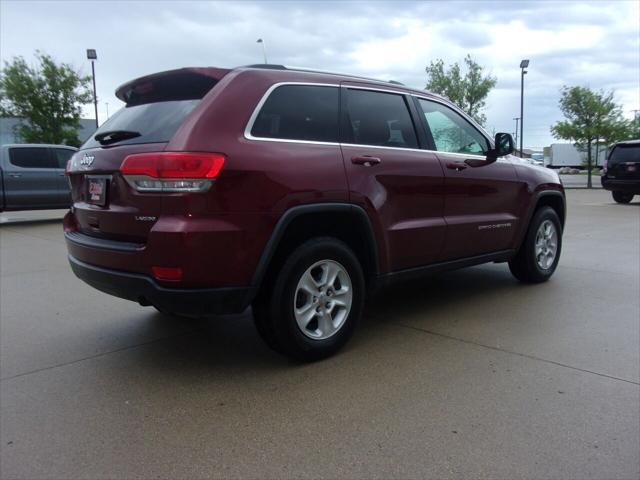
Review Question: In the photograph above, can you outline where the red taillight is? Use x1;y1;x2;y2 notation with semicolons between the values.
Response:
121;152;225;178
152;266;183;281
121;152;225;192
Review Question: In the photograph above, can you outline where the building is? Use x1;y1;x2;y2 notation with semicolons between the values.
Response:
0;117;97;145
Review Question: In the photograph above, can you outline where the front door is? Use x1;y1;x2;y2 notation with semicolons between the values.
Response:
340;85;446;272
415;98;523;260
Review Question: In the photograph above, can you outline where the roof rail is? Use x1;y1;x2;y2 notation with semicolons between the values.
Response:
239;64;407;87
241;64;287;70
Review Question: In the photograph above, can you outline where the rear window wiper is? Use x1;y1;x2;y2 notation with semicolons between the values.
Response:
95;130;142;145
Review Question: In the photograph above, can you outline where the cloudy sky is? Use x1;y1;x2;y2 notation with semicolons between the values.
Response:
1;0;638;147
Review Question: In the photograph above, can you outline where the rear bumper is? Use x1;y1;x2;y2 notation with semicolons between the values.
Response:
601;177;640;194
68;255;254;315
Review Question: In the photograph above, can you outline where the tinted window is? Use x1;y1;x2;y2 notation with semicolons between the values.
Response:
418;99;489;155
82;99;200;149
9;148;56;169
54;148;74;169
251;85;339;142
344;89;418;148
609;145;640;165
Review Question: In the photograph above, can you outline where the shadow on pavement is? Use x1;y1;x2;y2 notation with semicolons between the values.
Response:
116;264;520;375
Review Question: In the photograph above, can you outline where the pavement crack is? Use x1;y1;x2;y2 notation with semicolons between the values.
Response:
393;322;640;386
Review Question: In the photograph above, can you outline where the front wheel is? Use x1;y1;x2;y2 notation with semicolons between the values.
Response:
612;191;634;204
509;206;562;283
253;237;365;361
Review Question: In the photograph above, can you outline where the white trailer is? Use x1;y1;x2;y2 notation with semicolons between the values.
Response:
546;143;608;169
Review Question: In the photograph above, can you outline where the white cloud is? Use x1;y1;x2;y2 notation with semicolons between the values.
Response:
1;0;638;147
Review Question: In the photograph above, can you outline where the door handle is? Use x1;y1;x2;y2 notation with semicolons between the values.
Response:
351;156;381;167
9;173;22;178
446;161;467;172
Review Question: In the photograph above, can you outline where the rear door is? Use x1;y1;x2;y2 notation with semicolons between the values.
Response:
415;98;522;260
4;147;59;209
340;85;445;271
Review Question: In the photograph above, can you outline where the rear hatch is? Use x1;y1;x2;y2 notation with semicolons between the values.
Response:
607;143;640;180
66;68;228;243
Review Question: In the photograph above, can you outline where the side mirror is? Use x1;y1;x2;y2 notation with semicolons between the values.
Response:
491;132;515;158
465;133;515;168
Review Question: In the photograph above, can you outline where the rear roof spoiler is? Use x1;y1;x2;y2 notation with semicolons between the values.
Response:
115;67;230;106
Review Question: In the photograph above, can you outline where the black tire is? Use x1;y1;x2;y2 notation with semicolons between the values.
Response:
252;237;365;361
509;206;562;283
612;191;634;204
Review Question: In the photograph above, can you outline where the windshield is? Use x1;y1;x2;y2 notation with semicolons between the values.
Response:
609;145;640;165
82;99;200;149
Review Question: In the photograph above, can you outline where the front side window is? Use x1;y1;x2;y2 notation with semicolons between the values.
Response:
418;99;489;155
9;148;56;169
250;85;339;143
344;89;418;148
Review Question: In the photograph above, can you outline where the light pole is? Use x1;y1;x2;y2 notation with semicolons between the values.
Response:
87;49;98;128
513;117;520;147
256;38;268;64
519;59;529;158
105;102;109;119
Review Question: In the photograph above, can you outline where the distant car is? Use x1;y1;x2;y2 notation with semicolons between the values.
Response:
0;144;76;211
601;140;640;203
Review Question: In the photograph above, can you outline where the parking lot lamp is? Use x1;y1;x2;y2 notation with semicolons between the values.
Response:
87;49;98;128
519;59;529;157
256;38;268;64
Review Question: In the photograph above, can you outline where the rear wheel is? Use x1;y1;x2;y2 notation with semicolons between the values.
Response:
612;191;634;204
509;206;562;283
253;237;364;361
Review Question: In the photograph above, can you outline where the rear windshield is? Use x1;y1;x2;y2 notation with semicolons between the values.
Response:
82;99;200;149
609;145;640;165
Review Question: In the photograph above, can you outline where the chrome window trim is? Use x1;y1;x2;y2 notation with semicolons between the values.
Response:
243;81;493;159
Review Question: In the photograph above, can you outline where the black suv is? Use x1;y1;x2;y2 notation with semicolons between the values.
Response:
602;140;640;203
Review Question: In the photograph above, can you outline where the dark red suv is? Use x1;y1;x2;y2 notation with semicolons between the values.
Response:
64;65;566;360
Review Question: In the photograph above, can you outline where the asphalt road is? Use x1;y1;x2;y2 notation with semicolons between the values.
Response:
1;190;639;479
559;173;604;189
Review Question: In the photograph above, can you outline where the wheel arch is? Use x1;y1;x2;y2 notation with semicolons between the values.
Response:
515;190;566;251
250;203;379;298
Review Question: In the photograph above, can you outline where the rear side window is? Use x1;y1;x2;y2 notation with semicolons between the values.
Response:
609;145;639;165
54;148;74;169
82;99;200;149
343;89;418;148
9;148;56;169
250;85;339;143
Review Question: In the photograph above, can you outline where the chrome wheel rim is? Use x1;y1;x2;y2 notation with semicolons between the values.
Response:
293;259;353;340
535;220;558;270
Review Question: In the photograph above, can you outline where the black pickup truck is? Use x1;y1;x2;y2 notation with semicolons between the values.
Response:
0;144;76;211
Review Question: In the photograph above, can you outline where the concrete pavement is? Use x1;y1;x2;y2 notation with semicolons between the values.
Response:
1;190;638;479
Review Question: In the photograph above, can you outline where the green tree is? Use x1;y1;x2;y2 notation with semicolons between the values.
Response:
629;114;640;139
551;86;629;188
425;55;497;126
0;51;93;146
